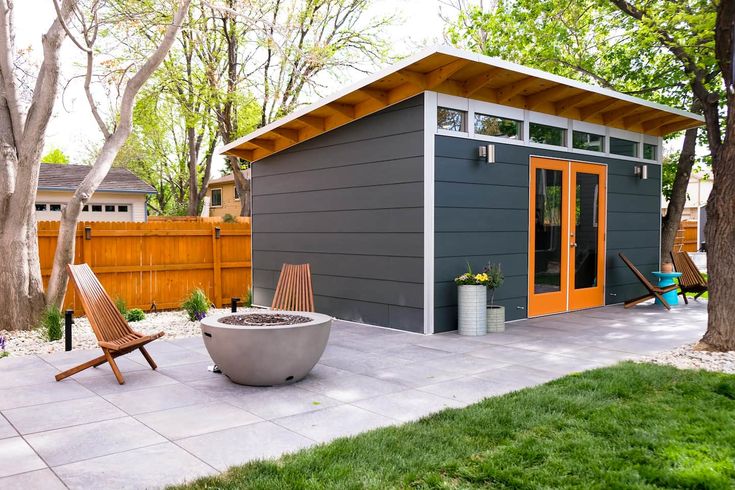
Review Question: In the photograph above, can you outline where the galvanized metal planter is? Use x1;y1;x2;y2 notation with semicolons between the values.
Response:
486;305;505;332
458;285;487;336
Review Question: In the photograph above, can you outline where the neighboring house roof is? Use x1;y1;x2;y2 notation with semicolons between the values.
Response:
220;45;704;163
207;169;251;186
37;163;155;194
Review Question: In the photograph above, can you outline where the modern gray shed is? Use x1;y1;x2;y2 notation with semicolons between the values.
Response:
221;46;703;334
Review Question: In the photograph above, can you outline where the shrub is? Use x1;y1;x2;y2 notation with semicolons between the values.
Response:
40;305;63;342
222;213;237;223
115;297;128;315
182;288;210;321
126;308;146;322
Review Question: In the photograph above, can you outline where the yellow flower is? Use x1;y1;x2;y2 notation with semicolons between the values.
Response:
475;273;488;281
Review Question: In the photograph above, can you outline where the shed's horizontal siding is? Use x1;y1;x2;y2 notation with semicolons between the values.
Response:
433;135;661;332
251;96;425;332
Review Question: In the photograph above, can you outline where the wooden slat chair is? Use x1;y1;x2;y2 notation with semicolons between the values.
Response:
618;253;677;310
55;264;164;385
271;263;315;312
670;251;708;304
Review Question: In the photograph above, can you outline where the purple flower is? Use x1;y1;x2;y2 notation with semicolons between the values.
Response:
195;311;206;321
0;335;5;351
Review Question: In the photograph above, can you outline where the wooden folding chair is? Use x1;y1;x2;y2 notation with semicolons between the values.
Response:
55;264;164;385
618;253;677;310
670;251;708;304
271;264;315;312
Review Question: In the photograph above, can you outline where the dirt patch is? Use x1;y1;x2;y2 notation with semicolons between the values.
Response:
219;313;313;326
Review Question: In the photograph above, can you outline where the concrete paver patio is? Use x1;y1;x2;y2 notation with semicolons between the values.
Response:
0;301;707;489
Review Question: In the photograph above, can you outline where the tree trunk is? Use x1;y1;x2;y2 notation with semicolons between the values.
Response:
701;140;735;351
186;126;200;216
660;127;697;264
698;0;735;351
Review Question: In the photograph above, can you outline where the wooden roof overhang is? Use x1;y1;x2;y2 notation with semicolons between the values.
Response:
220;46;704;162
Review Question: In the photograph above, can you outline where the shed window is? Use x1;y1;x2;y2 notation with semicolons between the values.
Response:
91;205;102;212
118;205;129;212
610;137;638;157
105;205;115;212
474;113;521;139
50;204;62;212
572;131;604;152
437;107;467;132
530;123;566;146
643;143;657;160
83;205;89;211
36;204;47;211
211;188;222;207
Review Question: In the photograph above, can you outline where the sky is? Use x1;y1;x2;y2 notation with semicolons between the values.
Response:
14;0;448;169
14;0;687;172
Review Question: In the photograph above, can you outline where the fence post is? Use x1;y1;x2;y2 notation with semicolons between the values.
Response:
212;226;223;308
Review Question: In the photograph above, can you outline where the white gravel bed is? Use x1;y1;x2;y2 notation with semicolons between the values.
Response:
0;307;262;358
645;343;735;374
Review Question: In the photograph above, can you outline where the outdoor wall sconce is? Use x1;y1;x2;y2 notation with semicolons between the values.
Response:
84;226;92;240
215;227;221;239
478;144;495;164
634;164;648;180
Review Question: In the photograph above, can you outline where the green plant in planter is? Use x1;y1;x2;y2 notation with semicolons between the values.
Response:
454;262;491;286
40;305;63;341
182;288;210;321
244;288;253;307
126;308;146;322
483;263;504;305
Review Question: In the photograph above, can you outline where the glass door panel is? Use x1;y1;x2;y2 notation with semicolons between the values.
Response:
528;158;569;316
569;163;606;310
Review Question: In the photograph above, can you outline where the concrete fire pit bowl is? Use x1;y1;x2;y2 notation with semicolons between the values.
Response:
200;310;332;386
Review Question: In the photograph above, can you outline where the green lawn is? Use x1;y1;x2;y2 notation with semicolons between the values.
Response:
175;363;735;489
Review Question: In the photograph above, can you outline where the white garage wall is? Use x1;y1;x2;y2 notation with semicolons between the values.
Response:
35;190;148;222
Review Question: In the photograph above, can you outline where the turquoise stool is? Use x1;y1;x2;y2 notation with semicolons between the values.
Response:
651;271;683;306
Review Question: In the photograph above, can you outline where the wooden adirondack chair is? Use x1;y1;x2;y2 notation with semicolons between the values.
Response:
55;264;164;385
618;253;678;310
670;251;708;304
271;263;315;312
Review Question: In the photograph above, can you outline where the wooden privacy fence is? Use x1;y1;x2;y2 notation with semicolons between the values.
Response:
674;220;698;253
38;220;252;314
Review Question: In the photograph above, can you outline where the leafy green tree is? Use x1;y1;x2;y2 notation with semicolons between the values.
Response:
41;148;69;164
444;0;706;265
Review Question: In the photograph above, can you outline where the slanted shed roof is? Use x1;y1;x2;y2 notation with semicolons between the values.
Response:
38;163;155;194
220;45;704;163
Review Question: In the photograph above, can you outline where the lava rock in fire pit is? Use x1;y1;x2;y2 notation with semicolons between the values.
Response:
219;313;313;326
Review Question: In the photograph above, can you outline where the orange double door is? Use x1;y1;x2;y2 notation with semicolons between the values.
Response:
528;157;607;317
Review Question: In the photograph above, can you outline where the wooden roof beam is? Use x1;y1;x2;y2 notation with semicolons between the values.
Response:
602;104;640;124
250;138;276;151
425;59;471;89
299;115;326;130
461;67;501;97
227;148;254;161
659;119;697;135
622;109;664;129
398;69;428;89
579;99;622;120
325;102;355;119
359;87;389;105
496;77;537;103
525;84;572;110
553;92;596;114
642;115;682;132
271;127;299;143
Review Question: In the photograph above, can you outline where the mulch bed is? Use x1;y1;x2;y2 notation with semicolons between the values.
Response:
219;313;313;326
